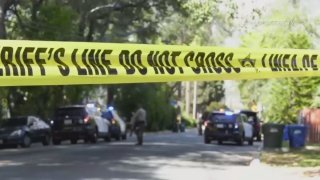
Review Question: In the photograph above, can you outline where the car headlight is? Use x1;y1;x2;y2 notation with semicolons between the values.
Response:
10;129;23;136
234;124;239;129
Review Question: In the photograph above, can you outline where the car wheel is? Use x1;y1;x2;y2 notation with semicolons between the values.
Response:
204;136;211;144
248;137;254;146
42;134;51;146
237;135;244;146
121;133;127;140
90;130;98;143
71;139;78;144
21;135;32;148
104;133;111;142
115;134;120;141
104;136;111;142
218;140;223;145
52;139;61;145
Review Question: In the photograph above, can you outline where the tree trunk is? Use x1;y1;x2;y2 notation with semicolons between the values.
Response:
0;1;7;39
107;86;115;106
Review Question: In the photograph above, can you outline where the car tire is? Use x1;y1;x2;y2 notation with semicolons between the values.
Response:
71;139;78;144
104;133;111;142
204;136;211;144
121;133;127;140
248;137;254;146
52;138;61;145
115;134;120;141
21;135;32;148
90;130;98;143
237;135;244;146
104;136;111;142
218;140;223;145
42;134;51;146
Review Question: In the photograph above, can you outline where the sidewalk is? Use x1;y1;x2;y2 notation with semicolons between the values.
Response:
250;144;320;180
246;163;320;180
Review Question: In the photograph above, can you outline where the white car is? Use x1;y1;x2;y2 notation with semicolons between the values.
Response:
102;107;127;140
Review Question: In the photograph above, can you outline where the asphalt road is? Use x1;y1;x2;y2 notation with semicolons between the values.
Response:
0;129;262;180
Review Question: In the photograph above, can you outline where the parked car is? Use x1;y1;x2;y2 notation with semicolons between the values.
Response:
102;106;127;141
0;116;51;148
240;110;262;141
51;105;110;145
204;111;254;146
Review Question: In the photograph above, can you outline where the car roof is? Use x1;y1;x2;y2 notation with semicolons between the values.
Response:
240;110;256;112
240;110;257;115
58;105;86;109
211;111;240;115
5;115;37;119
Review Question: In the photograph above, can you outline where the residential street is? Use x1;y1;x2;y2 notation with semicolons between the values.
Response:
0;129;317;180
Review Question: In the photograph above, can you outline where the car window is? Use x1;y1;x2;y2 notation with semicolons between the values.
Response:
56;107;86;117
236;116;242;123
210;114;236;122
241;115;248;123
36;118;49;128
28;117;37;126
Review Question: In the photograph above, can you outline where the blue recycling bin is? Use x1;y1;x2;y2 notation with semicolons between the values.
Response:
283;125;289;141
287;125;307;148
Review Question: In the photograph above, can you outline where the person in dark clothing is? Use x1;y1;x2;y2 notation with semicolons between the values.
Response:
198;111;209;135
130;104;147;145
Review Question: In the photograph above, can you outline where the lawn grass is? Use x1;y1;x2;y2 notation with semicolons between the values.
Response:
261;144;320;167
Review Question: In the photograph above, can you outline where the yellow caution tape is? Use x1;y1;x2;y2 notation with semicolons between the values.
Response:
0;40;319;86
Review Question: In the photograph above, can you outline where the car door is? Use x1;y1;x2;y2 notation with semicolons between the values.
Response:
241;115;253;139
94;116;109;134
36;118;50;136
27;116;41;141
111;110;126;134
86;107;109;134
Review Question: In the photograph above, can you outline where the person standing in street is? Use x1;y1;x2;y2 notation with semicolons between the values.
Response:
131;104;147;145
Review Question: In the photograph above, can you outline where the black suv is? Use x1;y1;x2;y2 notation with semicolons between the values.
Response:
51;105;100;145
0;116;51;148
204;111;254;145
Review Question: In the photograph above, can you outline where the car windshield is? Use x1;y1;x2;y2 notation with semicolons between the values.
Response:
0;117;28;127
210;114;237;122
56;107;85;117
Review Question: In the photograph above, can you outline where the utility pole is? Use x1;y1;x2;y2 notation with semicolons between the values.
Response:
192;81;197;119
185;82;190;116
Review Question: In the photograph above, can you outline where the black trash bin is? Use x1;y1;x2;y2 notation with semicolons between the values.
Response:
262;123;285;149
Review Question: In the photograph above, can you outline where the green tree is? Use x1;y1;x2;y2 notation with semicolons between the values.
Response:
115;83;175;131
239;0;320;123
0;0;237;130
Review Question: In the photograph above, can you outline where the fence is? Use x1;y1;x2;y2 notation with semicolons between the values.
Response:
301;108;320;143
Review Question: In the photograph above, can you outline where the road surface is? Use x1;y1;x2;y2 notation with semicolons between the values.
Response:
1;129;306;180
